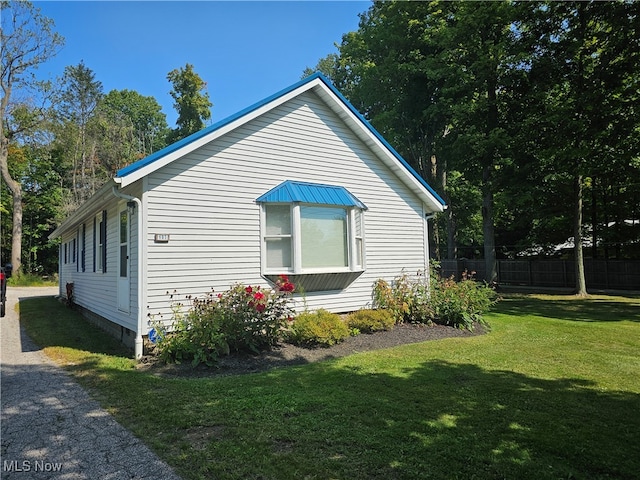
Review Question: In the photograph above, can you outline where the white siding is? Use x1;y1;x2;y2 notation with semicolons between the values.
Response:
144;91;428;326
58;185;141;332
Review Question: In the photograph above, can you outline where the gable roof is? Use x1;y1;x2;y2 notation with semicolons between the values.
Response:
256;180;368;210
115;72;445;212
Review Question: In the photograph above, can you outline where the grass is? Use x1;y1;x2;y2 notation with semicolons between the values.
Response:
20;293;640;480
7;273;58;287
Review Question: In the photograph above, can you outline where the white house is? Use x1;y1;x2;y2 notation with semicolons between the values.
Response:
49;73;446;357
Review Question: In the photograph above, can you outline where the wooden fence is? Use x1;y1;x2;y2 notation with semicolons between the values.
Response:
440;259;640;291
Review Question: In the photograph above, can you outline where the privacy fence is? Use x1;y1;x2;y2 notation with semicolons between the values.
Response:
440;259;639;291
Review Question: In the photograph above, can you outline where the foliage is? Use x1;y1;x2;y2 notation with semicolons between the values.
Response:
287;309;350;347
372;273;433;325
166;63;212;143
150;299;228;367
151;276;296;366
373;270;496;330
346;309;395;334
1;0;64;276
309;0;640;267
100;89;169;157
429;272;497;331
7;273;58;287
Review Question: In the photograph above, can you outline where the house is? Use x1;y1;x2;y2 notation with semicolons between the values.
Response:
49;73;446;357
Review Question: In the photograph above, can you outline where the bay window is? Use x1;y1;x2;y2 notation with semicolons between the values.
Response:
259;181;367;277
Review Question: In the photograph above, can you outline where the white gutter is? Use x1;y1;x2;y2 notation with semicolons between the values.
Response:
111;185;145;359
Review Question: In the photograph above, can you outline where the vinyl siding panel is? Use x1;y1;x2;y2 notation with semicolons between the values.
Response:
145;90;428;325
57;185;141;331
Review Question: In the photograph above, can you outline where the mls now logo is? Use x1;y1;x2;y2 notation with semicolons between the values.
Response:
3;460;63;472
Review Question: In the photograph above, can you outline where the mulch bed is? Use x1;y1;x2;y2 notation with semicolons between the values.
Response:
138;322;486;379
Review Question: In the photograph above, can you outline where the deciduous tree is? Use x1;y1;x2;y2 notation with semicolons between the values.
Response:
0;0;63;276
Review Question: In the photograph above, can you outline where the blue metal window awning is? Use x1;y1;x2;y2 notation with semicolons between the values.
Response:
256;180;368;209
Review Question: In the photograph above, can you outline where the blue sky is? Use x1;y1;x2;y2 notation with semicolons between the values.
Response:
33;1;369;126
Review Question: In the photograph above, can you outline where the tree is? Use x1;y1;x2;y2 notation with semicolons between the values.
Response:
522;0;640;294
100;89;169;158
309;1;522;281
0;0;63;276
56;61;104;207
166;63;212;143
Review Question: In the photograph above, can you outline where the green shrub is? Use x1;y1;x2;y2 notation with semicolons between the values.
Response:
346;309;395;333
430;275;496;330
288;309;350;347
150;276;296;366
150;300;229;367
372;270;497;331
372;273;433;324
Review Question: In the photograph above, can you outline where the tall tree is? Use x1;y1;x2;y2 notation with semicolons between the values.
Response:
166;63;212;143
523;0;640;294
56;61;103;206
100;89;169;158
0;0;63;276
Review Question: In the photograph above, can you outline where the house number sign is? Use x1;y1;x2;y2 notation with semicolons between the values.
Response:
154;234;170;243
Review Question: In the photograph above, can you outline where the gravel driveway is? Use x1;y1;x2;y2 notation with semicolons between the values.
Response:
1;286;180;479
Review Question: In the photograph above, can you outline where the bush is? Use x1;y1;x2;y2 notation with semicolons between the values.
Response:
288;309;350;347
346;309;395;333
372;273;433;324
149;299;229;367
150;276;296;366
372;270;497;331
430;275;496;330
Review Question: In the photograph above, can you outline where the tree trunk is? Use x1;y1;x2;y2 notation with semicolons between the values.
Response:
482;168;497;285
0;144;23;276
574;174;588;296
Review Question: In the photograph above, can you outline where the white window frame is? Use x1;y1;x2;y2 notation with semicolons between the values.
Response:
96;212;105;273
261;203;366;275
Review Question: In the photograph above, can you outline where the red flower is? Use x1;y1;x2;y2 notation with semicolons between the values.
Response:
245;286;253;294
253;291;265;301
255;303;266;313
279;281;295;292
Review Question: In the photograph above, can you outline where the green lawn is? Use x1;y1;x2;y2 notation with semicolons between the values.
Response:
20;293;640;480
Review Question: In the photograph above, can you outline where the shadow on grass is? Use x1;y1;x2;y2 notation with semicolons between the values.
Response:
495;294;640;322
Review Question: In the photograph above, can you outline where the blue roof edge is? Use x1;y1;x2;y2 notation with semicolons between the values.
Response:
116;72;446;208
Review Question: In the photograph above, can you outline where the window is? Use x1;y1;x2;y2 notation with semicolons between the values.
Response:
258;181;367;286
81;224;86;272
262;204;365;274
95;210;107;273
264;205;292;269
300;206;348;269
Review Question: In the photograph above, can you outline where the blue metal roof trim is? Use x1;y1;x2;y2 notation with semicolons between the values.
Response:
116;72;446;208
256;180;368;210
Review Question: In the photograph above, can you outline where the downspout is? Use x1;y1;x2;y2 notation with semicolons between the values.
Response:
111;185;144;359
424;211;438;293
